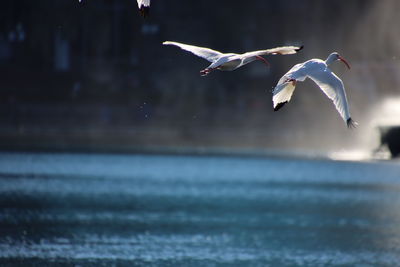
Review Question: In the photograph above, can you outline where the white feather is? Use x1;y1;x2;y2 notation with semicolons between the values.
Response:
308;69;350;122
272;63;307;108
163;41;223;62
242;46;303;58
137;0;150;8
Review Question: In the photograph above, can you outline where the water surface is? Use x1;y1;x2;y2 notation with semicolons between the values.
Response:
1;152;400;266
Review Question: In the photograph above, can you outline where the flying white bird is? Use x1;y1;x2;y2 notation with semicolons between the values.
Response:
78;1;150;16
137;0;150;17
272;52;357;128
163;41;303;76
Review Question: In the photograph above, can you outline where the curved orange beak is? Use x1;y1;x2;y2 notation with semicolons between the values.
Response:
338;56;351;70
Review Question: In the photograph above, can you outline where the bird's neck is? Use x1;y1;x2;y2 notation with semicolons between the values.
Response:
325;55;336;66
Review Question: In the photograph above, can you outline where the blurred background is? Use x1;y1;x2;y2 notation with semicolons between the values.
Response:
1;0;400;156
2;1;400;266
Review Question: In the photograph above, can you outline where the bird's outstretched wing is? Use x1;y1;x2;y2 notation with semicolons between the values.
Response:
243;45;303;58
273;81;296;111
272;63;307;111
163;41;223;62
308;69;355;127
137;0;150;17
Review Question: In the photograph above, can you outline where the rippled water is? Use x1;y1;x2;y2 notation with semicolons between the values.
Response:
1;152;400;266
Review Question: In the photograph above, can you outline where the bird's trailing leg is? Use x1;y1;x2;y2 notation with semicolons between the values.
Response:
200;68;215;76
255;56;270;67
285;78;297;86
139;6;150;17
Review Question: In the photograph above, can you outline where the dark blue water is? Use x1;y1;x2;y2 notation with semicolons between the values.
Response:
1;152;400;266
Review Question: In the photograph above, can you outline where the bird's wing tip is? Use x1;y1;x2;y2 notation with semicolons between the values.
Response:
295;45;304;52
163;41;175;46
274;101;288;112
346;118;358;129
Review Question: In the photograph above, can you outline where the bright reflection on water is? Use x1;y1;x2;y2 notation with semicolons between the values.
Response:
1;152;400;266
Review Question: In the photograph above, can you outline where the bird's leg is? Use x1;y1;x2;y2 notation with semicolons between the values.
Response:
199;69;209;76
285;78;297;86
255;56;270;67
200;68;215;76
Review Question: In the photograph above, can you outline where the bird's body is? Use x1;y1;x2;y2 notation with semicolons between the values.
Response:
163;41;303;76
272;52;357;128
137;0;150;17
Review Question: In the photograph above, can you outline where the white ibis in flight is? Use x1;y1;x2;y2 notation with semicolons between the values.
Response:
137;0;150;17
163;41;303;76
272;52;357;128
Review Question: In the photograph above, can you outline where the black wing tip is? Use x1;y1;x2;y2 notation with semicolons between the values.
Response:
139;6;150;17
274;101;288;112
347;118;358;129
295;45;304;52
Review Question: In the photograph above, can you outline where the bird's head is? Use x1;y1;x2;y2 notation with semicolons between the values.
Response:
327;52;351;69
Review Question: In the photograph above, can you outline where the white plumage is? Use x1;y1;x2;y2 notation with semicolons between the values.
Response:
137;0;150;17
163;41;303;76
272;52;357;128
